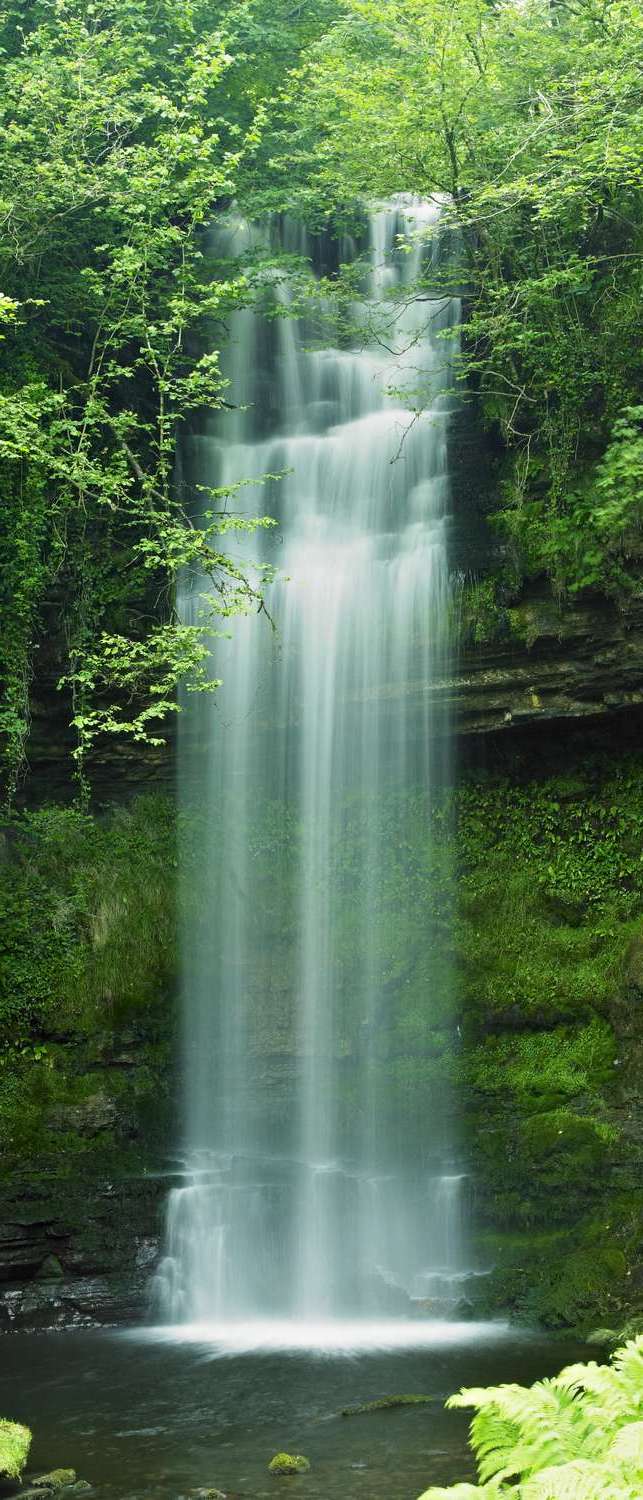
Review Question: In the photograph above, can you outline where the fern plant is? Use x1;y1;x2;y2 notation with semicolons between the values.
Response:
419;1336;643;1500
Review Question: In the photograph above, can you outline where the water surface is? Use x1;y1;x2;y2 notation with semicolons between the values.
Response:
1;1328;587;1499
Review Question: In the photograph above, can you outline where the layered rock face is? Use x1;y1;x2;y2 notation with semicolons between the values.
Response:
0;1178;162;1332
452;592;643;736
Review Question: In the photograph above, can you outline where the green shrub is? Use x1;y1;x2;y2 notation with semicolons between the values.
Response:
419;1335;643;1499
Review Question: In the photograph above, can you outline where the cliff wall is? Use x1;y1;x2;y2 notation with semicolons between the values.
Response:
1;723;642;1336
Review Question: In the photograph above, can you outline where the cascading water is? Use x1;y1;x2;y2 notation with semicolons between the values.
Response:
155;198;476;1343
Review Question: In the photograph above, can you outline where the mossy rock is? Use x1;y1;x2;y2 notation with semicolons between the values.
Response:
586;1327;618;1347
34;1469;77;1490
0;1419;32;1480
521;1110;617;1182
268;1454;310;1475
530;1246;627;1328
341;1394;437;1416
590;1316;643;1350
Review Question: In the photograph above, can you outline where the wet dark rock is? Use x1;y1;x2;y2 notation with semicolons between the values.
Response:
0;1269;155;1331
34;1254;64;1282
451;590;643;737
0;1221;55;1281
0;1174;164;1329
453;1297;475;1320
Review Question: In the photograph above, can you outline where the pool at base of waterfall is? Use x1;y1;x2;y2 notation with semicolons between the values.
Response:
0;1328;588;1500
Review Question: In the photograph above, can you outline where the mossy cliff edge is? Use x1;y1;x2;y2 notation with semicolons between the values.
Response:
0;798;177;1329
455;751;643;1332
0;751;641;1334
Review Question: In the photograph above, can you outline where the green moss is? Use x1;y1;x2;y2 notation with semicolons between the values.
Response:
473;1226;635;1330
0;795;177;1038
0;1418;31;1480
523;1246;628;1329
455;754;643;1330
522;1109;618;1169
467;1019;616;1102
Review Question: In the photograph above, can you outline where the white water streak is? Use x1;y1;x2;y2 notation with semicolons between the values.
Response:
156;199;471;1332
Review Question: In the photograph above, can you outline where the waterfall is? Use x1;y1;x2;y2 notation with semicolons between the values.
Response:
155;198;471;1338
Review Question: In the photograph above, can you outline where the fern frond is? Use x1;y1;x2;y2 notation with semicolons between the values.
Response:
416;1485;501;1500
447;1387;514;1411
521;1457;631;1500
451;1379;592;1482
553;1336;643;1455
607;1417;643;1475
431;1337;643;1500
611;1336;643;1412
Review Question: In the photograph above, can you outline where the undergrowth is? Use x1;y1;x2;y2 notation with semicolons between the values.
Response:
419;1334;643;1499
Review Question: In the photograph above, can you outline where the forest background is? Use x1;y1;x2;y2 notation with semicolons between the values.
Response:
0;0;641;796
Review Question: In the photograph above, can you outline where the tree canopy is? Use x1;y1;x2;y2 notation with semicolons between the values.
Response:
1;0;641;792
0;0;332;794
260;0;643;599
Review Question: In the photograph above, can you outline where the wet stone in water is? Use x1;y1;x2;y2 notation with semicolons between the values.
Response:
33;1472;77;1492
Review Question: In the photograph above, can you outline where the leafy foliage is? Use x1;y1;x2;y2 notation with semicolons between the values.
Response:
0;0;333;794
418;1336;643;1500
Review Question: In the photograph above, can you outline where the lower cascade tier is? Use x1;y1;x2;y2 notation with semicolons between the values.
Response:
152;1151;486;1326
